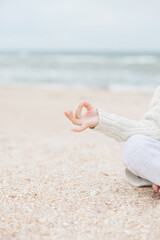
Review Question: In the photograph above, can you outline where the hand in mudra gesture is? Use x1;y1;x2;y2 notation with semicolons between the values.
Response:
64;101;99;132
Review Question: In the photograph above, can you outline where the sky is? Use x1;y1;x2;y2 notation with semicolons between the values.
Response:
0;0;160;52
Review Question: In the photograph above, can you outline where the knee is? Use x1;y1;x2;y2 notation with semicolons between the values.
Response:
123;134;148;168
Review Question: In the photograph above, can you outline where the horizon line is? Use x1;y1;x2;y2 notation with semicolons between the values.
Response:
0;49;160;54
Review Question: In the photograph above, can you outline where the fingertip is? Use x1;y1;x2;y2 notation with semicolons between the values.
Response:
64;112;69;117
71;128;80;132
81;101;85;105
71;129;76;132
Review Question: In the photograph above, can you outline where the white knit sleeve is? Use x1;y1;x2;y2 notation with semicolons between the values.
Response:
92;85;160;142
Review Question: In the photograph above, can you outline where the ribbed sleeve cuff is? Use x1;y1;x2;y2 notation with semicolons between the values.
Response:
90;107;124;141
92;107;117;132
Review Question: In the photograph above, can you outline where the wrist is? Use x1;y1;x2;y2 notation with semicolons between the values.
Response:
90;109;100;129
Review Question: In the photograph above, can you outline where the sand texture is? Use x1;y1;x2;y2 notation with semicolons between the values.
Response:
0;86;160;240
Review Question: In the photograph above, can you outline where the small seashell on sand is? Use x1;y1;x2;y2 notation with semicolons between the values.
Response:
90;190;100;197
63;222;69;227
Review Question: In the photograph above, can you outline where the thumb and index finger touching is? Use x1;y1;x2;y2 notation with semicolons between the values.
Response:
75;101;92;119
71;101;92;132
64;101;93;132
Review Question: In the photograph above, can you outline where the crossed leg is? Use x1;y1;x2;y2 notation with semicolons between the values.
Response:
123;134;160;192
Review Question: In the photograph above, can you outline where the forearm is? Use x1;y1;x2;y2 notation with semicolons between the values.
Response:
93;108;160;142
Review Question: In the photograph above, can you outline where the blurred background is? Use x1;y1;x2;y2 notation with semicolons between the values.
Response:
0;0;160;91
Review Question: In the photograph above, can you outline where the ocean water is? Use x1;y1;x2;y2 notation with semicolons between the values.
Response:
0;52;160;91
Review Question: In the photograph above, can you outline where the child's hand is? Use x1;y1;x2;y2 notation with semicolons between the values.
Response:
64;101;99;132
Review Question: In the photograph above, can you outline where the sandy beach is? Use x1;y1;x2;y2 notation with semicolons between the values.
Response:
0;85;160;240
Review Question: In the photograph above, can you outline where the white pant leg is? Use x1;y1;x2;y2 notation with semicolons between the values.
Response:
123;134;160;186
